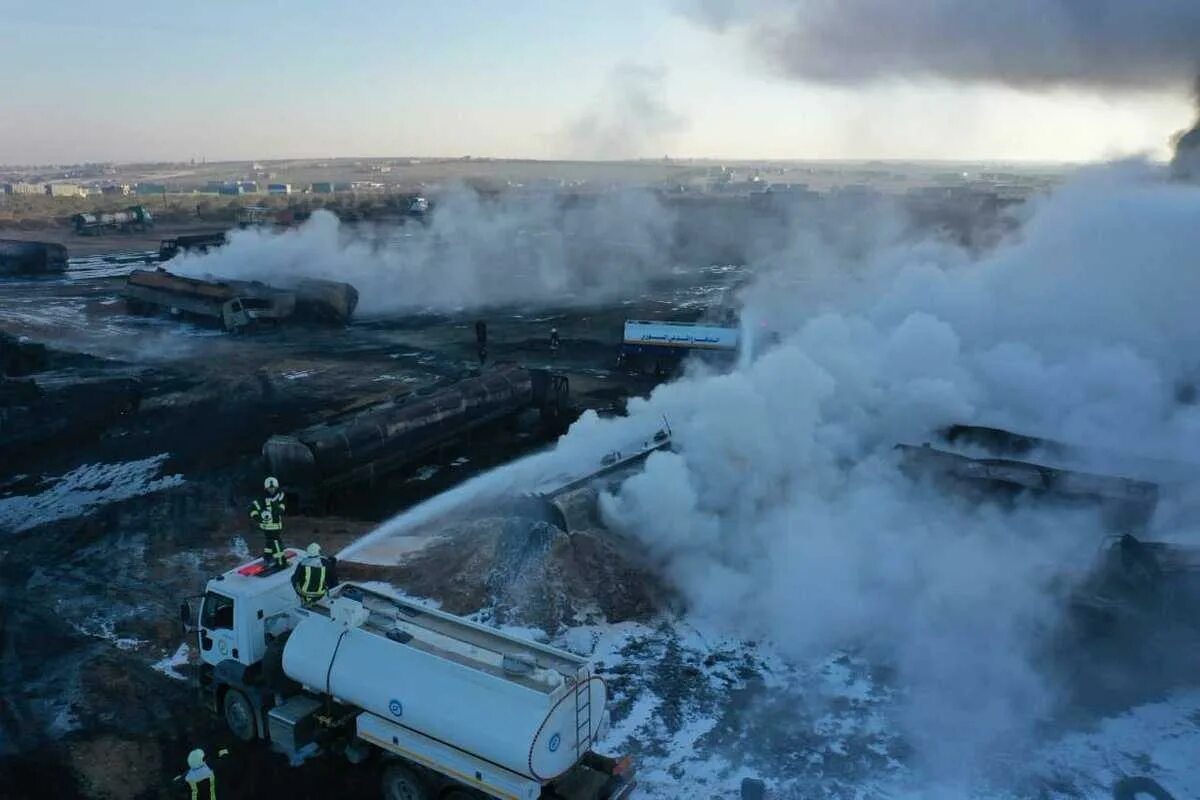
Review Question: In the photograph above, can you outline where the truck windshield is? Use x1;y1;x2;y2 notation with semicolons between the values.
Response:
201;592;234;630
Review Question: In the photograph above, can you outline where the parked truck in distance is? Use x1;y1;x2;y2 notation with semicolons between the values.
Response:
182;555;636;800
71;205;153;235
159;232;228;261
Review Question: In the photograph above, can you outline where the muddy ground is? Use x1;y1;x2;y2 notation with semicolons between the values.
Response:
0;249;731;798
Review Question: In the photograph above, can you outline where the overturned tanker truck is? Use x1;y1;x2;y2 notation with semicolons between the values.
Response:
183;557;635;799
123;268;358;331
897;424;1163;529
265;363;571;508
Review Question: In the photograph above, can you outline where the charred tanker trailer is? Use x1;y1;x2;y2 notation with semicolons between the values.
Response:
265;363;570;506
0;239;68;275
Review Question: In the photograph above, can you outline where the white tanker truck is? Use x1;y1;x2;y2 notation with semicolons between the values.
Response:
182;553;636;800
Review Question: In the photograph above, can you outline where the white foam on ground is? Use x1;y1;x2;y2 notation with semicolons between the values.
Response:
0;454;183;533
508;614;1200;800
151;643;191;682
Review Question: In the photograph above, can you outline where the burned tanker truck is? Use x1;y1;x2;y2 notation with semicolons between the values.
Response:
264;363;571;508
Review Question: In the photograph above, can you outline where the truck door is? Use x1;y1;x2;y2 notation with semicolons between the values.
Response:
199;591;238;666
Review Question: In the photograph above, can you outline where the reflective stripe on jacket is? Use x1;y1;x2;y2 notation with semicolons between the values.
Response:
250;494;285;531
185;765;216;800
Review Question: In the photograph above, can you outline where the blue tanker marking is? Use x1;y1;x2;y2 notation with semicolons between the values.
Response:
548;733;561;753
389;699;403;717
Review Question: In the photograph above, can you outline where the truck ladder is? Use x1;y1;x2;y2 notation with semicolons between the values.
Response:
574;669;593;759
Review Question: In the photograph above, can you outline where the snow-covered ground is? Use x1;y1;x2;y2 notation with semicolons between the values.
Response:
0;453;184;533
494;616;1200;800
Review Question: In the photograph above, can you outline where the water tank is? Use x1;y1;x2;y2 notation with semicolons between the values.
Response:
281;592;605;781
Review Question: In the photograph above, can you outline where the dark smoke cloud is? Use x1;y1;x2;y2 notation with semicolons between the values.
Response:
563;63;688;160
685;0;1200;91
1172;79;1200;179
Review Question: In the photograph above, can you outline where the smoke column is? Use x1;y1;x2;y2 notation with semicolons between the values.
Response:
345;162;1200;787
563;62;688;160
172;185;680;315
593;162;1200;783
684;0;1200;91
1171;79;1200;179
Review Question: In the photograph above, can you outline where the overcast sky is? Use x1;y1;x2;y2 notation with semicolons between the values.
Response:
1;0;1193;165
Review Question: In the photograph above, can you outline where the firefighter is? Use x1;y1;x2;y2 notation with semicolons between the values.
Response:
183;749;216;800
292;542;339;605
250;476;286;568
549;327;560;356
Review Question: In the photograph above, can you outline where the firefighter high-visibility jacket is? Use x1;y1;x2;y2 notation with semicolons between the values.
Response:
250;493;285;532
292;555;326;601
291;555;339;602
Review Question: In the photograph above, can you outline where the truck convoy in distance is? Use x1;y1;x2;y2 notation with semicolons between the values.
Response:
264;363;570;507
122;268;358;332
71;205;153;235
0;239;68;275
183;555;635;800
617;320;738;375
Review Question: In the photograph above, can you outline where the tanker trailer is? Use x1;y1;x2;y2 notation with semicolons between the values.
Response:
182;556;635;800
0;239;68;275
123;268;296;332
72;205;153;235
264;363;570;506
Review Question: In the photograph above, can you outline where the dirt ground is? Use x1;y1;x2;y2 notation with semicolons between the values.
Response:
0;238;717;797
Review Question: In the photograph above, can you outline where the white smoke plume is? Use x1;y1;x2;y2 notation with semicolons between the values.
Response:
684;0;1200;91
172;185;679;315
563;63;688;160
586;163;1200;784
344;162;1200;787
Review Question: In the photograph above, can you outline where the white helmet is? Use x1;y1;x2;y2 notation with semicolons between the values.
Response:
306;542;321;558
187;749;206;769
264;476;279;493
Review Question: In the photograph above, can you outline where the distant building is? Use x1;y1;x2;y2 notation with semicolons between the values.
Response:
218;184;245;196
101;184;131;196
45;183;85;197
135;183;166;195
237;181;259;193
205;181;225;194
308;181;355;193
267;183;292;195
4;182;42;195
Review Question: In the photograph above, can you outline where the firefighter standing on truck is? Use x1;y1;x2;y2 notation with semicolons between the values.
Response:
292;542;338;605
250;476;286;569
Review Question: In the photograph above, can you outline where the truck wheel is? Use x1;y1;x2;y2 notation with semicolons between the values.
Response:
381;765;429;800
223;689;257;742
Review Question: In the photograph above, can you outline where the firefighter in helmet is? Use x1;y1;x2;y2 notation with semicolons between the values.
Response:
250;476;287;569
291;542;339;605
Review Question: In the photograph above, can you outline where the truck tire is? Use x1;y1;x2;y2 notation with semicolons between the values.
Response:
1112;776;1175;800
223;689;257;742
381;765;429;800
